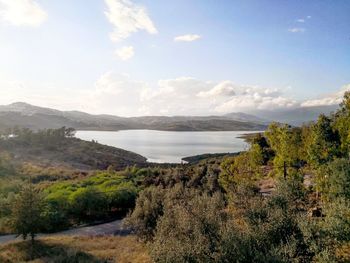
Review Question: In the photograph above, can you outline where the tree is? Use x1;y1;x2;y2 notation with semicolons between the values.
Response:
334;91;350;157
265;123;303;175
11;184;45;244
219;152;259;192
250;133;274;164
307;114;340;167
124;186;165;241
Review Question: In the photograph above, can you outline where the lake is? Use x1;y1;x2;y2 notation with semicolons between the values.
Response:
76;130;259;163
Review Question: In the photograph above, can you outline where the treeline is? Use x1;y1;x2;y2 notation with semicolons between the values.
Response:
0;127;75;149
125;92;350;262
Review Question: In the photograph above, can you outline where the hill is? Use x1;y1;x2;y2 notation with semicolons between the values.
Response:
0;127;147;170
0;102;338;131
0;102;267;131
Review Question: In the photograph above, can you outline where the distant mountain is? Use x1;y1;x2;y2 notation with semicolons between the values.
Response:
0;102;61;116
0;102;267;131
249;105;339;126
0;102;338;131
223;112;270;124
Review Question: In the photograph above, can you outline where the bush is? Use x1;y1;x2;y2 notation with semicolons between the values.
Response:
150;189;226;262
70;187;108;222
124;186;165;241
316;158;350;201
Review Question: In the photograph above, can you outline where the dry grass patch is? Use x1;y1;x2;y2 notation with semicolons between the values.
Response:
0;235;152;263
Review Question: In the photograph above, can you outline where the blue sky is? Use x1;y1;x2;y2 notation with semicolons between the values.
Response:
0;0;349;116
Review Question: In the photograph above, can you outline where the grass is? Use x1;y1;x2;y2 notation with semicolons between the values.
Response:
0;235;152;263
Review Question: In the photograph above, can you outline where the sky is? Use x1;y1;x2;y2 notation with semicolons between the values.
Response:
0;0;349;116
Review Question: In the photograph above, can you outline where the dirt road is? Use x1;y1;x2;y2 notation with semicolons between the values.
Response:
0;219;127;245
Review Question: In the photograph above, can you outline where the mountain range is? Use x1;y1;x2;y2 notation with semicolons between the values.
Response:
0;102;339;132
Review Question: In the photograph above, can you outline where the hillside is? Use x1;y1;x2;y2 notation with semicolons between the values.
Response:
0;102;266;131
0;128;147;170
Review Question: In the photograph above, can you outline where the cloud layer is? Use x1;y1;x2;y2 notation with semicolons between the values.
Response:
86;74;298;116
104;0;158;42
301;84;350;107
0;0;47;26
0;73;348;116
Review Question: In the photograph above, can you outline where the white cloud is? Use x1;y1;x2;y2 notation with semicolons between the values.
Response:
0;0;47;27
104;0;158;42
307;15;311;19
174;34;201;42
3;73;347;117
86;74;299;116
296;18;305;23
288;27;305;33
197;81;236;98
115;46;134;60
301;84;350;107
215;95;297;113
135;77;295;115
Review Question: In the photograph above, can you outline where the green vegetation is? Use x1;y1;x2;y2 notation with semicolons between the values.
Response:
11;184;45;243
125;92;350;262
43;168;144;229
1;92;350;262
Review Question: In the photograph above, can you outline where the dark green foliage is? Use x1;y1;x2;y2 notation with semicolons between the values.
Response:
131;182;311;263
125;186;165;241
316;159;350;201
300;198;350;262
265;123;304;173
150;187;226;263
307;115;341;167
250;133;274;164
4;126;73;149
333;91;350;156
11;185;45;242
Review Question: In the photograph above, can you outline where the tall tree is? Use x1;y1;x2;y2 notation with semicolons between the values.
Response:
307;114;341;167
334;91;350;157
11;183;45;244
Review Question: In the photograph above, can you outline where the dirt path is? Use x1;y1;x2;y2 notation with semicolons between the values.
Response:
0;219;127;245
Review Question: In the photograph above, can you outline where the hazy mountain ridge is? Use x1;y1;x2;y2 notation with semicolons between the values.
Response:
0;102;267;131
248;105;339;125
0;102;339;131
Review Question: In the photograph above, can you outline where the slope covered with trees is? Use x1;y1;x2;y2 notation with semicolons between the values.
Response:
125;92;350;262
0;127;147;170
0;93;350;262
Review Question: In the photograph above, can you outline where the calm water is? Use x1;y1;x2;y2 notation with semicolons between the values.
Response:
76;130;259;163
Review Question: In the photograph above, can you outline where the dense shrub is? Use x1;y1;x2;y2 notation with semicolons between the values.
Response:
124;186;165;241
316;158;350;201
150;188;226;262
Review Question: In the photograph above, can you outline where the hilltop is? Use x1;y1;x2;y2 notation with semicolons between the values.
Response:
0;102;266;131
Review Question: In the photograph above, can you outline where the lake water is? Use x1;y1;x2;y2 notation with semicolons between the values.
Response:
76;130;259;163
